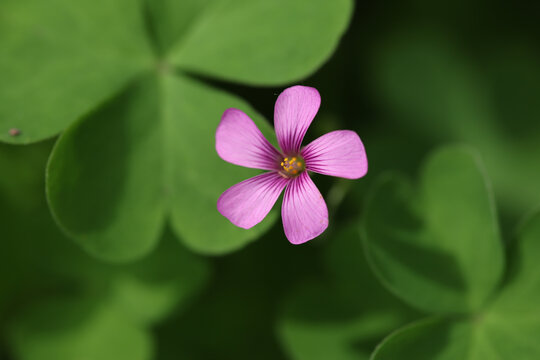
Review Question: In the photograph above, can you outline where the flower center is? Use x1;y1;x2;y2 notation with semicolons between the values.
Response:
279;156;305;178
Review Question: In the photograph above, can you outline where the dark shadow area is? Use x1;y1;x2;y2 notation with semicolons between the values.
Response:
155;222;324;360
374;232;467;293
497;214;540;292
141;0;161;57
366;176;467;294
0;142;112;358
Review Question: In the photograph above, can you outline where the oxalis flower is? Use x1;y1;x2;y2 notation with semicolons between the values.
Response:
216;86;368;244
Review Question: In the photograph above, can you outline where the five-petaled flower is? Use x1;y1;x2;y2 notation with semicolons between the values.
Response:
216;85;368;244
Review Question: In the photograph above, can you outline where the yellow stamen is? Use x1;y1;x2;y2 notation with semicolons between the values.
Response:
279;155;305;178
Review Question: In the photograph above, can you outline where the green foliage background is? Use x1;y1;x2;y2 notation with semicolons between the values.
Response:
1;0;539;359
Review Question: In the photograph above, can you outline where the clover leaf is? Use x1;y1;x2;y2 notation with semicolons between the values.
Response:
371;209;540;359
363;146;504;313
0;0;353;259
0;0;153;144
46;73;279;260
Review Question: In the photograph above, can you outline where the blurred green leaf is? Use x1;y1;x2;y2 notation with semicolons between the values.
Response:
371;318;488;360
363;146;504;313
1;142;210;359
371;210;540;360
0;0;152;144
8;298;153;360
479;210;540;358
278;226;417;360
47;72;277;260
372;31;540;213
279;282;401;360
169;0;353;85
104;230;211;326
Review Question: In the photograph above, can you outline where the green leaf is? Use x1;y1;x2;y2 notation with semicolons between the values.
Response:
145;0;212;55
363;146;504;313
1;141;210;327
47;72;278;260
278;226;417;360
162;74;278;253
279;282;404;360
0;143;209;360
371;318;498;360
0;0;153;144
479;210;540;358
8;298;153;360
373;315;540;360
104;229;211;326
46;74;165;262
169;0;353;85
325;225;417;317
371;211;540;360
1;0;353;145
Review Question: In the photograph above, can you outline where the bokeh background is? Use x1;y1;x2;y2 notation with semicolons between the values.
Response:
1;0;539;359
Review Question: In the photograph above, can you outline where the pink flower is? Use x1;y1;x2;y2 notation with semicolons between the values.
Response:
216;86;368;244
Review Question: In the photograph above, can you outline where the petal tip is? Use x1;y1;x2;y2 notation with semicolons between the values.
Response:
221;107;243;116
286;221;328;245
274;85;322;154
302;130;368;179
281;173;329;245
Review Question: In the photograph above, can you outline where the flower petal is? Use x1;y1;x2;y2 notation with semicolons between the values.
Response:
216;108;282;170
302;130;368;179
217;172;288;229
274;86;321;154
282;172;328;244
